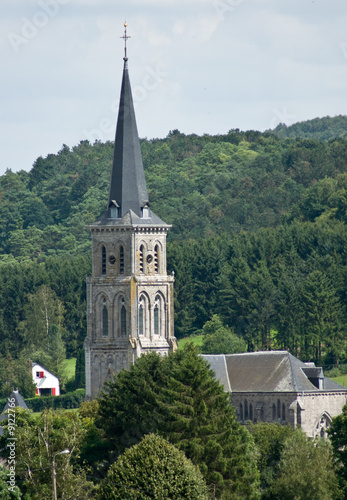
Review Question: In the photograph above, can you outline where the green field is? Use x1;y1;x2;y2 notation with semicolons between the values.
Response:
177;335;204;350
330;375;347;388
62;358;76;379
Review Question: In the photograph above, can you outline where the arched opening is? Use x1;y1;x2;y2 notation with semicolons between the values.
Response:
119;246;124;274
138;294;150;338
139;245;144;273
154;304;159;335
139;303;144;335
121;305;126;336
154;245;159;273
102;246;106;275
102;300;108;337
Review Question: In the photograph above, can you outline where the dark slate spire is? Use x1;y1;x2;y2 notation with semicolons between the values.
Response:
108;24;149;219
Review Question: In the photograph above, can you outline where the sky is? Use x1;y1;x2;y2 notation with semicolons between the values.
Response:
2;0;347;176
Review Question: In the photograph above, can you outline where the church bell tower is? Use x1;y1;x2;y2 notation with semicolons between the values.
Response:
85;24;176;399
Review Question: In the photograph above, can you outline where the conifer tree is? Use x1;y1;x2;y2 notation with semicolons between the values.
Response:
98;345;260;499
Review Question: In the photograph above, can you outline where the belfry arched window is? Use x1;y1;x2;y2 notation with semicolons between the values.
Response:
139;306;144;335
119;246;124;274
102;299;108;337
138;294;149;337
121;304;126;336
154;245;159;273
139;245;144;273
102;246;106;275
154;304;159;335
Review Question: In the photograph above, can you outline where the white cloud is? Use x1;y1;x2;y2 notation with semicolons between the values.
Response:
2;0;347;175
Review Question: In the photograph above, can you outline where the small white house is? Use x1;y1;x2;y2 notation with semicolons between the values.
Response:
32;363;60;396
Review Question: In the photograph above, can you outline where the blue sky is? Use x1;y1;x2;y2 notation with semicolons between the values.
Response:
2;0;347;175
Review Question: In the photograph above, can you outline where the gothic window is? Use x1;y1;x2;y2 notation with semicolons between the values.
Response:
249;403;253;421
139;302;144;335
119;246;124;274
154;245;159;273
154;304;159;335
282;403;286;421
121;305;126;336
139;245;144;273
102;246;106;275
297;404;302;426
239;403;243;421
138;294;150;337
244;399;248;420
102;300;108;337
277;399;281;420
272;403;276;421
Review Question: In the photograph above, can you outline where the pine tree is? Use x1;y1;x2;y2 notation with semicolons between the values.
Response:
98;345;260;499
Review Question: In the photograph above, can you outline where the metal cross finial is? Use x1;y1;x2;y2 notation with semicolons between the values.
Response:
121;22;131;61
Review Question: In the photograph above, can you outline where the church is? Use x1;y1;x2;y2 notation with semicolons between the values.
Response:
84;25;347;437
84;25;177;400
203;351;347;438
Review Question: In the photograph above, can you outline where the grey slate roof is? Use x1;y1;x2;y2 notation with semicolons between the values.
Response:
108;59;149;219
202;351;347;394
0;390;29;423
90;209;170;229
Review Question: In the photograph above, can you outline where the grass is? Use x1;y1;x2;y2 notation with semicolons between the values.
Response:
177;335;204;350
330;375;347;388
62;358;76;379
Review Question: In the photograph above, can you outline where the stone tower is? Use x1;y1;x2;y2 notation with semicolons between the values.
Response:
84;35;176;400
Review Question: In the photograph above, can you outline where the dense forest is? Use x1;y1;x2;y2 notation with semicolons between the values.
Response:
1;114;347;381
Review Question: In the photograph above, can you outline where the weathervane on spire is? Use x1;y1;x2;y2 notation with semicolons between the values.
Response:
121;22;131;61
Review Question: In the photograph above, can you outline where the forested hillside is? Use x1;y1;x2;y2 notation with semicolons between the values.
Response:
1;116;347;374
272;114;347;140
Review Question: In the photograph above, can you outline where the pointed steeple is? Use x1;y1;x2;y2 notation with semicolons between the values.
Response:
108;24;149;219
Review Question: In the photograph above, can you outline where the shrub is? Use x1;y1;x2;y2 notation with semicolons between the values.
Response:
99;434;210;500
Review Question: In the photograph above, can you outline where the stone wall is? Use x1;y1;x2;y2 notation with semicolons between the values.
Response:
231;391;347;437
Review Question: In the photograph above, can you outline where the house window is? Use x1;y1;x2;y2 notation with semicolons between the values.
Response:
102;301;108;337
102;246;106;275
120;246;124;274
139;245;144;273
154;245;159;273
240;403;243;421
121;305;126;336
